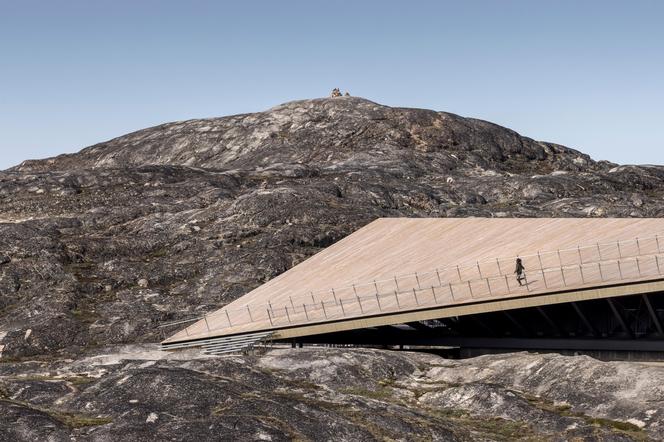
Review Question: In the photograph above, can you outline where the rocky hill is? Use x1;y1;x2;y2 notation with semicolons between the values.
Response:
2;97;664;440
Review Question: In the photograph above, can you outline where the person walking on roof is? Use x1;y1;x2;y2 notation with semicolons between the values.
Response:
514;258;526;286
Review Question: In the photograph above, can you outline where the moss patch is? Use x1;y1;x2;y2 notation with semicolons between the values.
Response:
0;377;108;428
51;411;113;428
65;375;95;386
524;392;647;440
0;394;111;429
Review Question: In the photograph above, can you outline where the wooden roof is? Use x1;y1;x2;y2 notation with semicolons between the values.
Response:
163;218;664;344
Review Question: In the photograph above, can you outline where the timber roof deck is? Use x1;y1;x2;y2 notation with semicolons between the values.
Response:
163;218;664;346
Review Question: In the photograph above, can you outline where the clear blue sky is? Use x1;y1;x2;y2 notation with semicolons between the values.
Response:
1;0;662;170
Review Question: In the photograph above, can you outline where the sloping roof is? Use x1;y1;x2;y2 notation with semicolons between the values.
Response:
163;218;664;344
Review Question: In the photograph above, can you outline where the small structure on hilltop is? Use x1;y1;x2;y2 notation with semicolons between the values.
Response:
330;88;351;97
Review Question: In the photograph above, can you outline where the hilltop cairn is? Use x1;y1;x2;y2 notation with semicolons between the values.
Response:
330;88;350;97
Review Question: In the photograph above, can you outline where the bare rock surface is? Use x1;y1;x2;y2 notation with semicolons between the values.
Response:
0;347;660;441
1;97;664;440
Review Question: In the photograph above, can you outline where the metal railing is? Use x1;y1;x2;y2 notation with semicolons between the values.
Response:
174;232;664;338
157;315;204;339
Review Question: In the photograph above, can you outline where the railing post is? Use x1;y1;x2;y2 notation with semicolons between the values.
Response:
596;243;602;261
598;262;604;281
331;288;337;305
184;327;189;336
431;286;439;303
435;269;442;286
284;306;291;323
617;260;623;279
538;251;548;288
456;265;462;281
636;257;642;276
356;294;364;313
577;246;583;264
476;261;482;278
289;296;295;312
246;306;253;323
617;241;622;258
321;301;327;319
560;267;567;286
504;274;510;293
303;304;309;320
467;280;473;298
203;314;210;331
449;282;455;301
267;309;273;326
373;280;379;295
375;292;382;311
657;255;662;274
415;272;421;289
412;287;419;305
339;298;346;316
225;310;232;326
636;237;641;255
557;249;562;267
311;292;315;304
579;264;586;284
394;276;400;292
485;277;492;295
496;258;502;275
394;290;401;308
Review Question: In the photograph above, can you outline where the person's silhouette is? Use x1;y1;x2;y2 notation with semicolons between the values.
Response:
514;258;526;286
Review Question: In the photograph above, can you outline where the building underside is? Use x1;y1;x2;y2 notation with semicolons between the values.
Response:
288;289;664;360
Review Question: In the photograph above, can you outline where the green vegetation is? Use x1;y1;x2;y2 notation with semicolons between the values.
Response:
70;308;101;324
339;386;393;400
211;410;305;441
524;392;647;440
51;411;113;428
426;408;543;441
209;371;648;441
0;384;111;428
256;415;307;442
586;417;645;435
65;375;95;386
148;246;170;258
271;383;546;441
465;417;541;441
1;374;108;428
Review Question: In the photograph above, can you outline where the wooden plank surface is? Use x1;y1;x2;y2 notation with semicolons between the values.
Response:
163;218;664;344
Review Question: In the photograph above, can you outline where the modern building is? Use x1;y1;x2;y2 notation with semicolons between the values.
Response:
162;218;664;359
